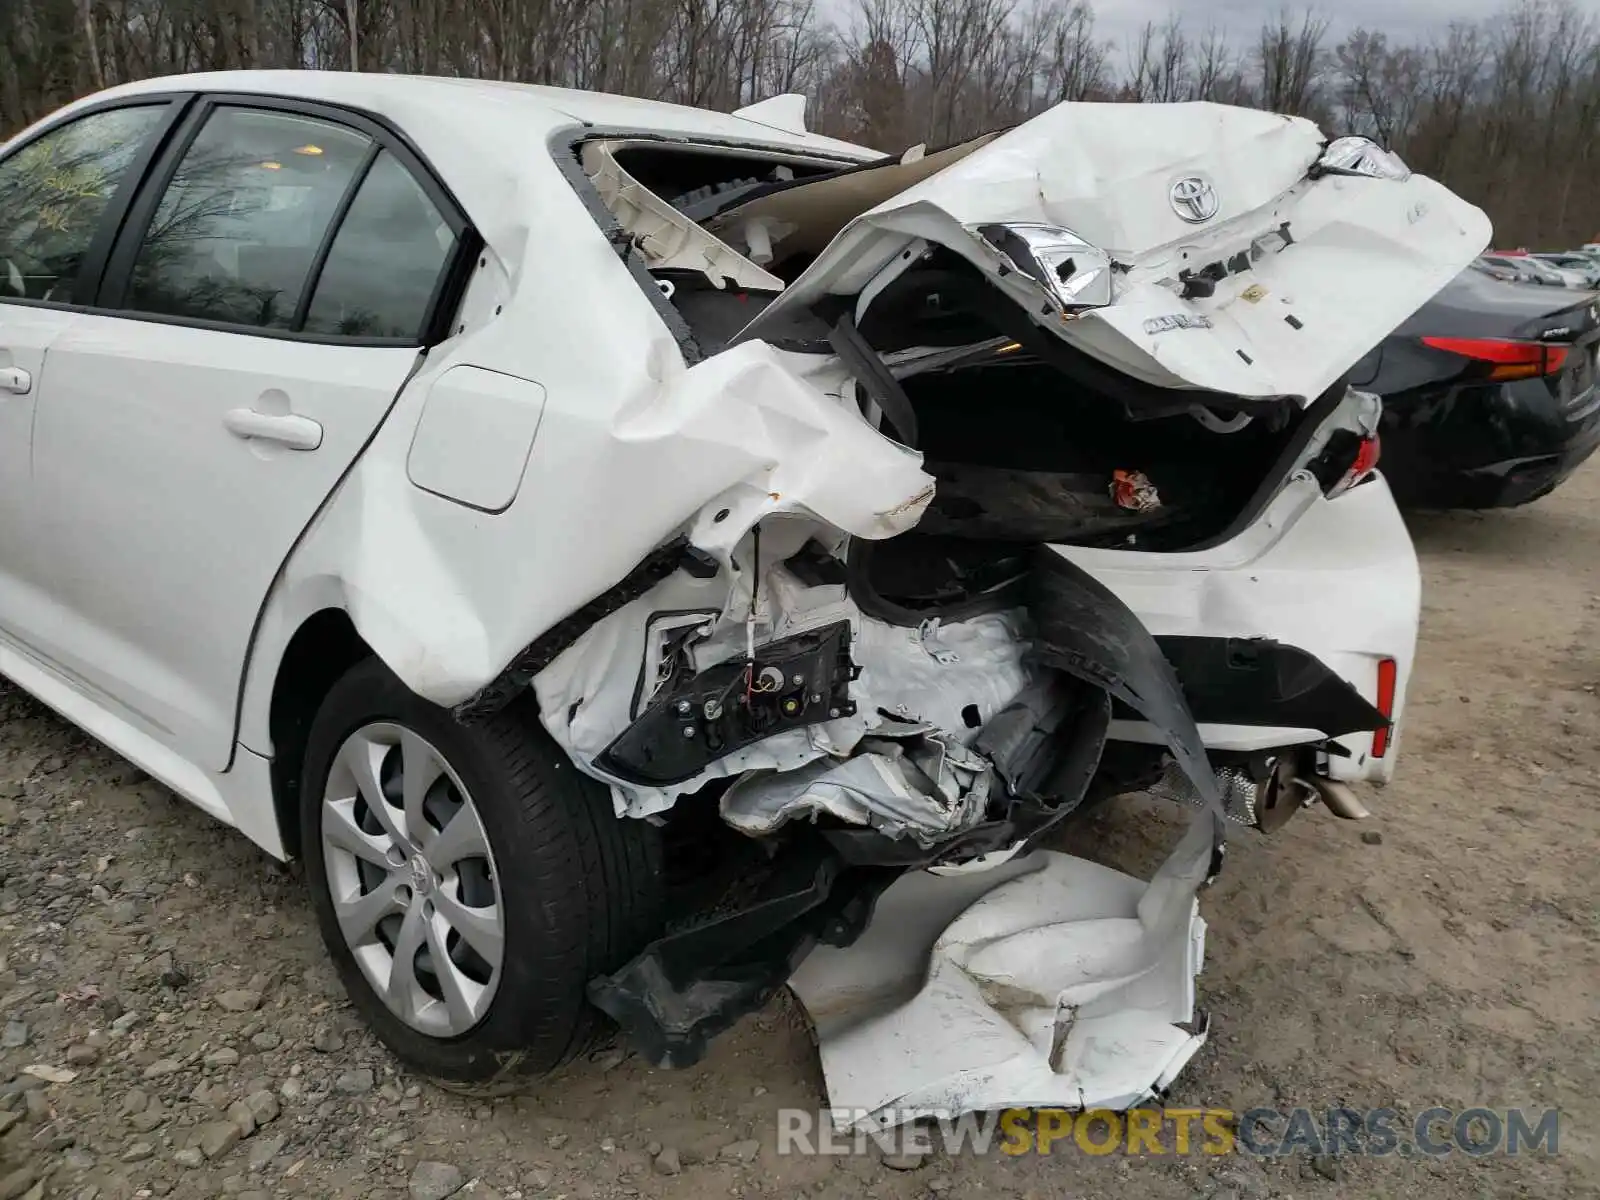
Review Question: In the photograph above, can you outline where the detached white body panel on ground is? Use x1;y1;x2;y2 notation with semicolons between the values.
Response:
792;830;1212;1128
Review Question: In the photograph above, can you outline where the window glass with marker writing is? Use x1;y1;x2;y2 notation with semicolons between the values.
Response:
0;106;165;303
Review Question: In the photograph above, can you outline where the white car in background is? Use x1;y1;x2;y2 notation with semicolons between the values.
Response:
1530;252;1600;289
0;73;1487;1103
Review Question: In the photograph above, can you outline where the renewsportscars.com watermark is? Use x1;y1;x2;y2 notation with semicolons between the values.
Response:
777;1107;1561;1158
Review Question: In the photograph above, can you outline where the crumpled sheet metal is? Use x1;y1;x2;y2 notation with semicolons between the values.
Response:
788;841;1210;1129
787;548;1227;1128
293;338;934;714
534;558;1034;818
720;723;992;844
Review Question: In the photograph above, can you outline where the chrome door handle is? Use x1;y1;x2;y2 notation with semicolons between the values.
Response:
223;408;323;451
0;366;31;395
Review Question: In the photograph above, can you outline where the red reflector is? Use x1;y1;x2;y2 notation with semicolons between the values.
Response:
1421;336;1569;381
1371;657;1398;758
1351;434;1380;478
1330;434;1381;497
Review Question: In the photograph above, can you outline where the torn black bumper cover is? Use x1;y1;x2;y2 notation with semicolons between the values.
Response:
587;550;1228;1068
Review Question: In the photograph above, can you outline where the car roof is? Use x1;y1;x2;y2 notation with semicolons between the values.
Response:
50;71;880;161
12;72;882;265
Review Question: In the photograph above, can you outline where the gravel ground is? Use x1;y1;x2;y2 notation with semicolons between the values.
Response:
0;466;1597;1200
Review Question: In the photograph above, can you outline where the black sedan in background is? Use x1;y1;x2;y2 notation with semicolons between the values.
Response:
1355;269;1600;509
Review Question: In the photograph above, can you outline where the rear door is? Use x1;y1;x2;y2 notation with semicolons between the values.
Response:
30;95;470;770
0;101;177;653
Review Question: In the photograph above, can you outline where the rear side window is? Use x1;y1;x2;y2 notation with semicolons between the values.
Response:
0;106;165;303
125;108;370;329
302;151;456;339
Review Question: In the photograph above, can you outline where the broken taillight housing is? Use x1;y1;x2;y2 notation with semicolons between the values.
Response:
1313;136;1411;181
1371;656;1398;758
973;223;1113;313
1328;433;1381;496
1421;336;1570;382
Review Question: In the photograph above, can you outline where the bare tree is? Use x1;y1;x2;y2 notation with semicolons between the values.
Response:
2;0;1598;246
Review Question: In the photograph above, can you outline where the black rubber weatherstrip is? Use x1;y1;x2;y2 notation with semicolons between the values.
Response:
452;536;695;722
827;314;920;447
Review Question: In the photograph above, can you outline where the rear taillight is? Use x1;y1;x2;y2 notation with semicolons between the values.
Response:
1421;336;1570;381
1329;433;1381;496
1371;657;1398;758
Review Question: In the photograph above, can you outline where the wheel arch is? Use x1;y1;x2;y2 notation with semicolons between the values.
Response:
265;607;375;858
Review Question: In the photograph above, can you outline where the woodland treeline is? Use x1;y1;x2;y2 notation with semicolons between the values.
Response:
3;0;1597;245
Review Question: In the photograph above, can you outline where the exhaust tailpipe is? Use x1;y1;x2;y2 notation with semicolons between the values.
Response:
1309;778;1371;820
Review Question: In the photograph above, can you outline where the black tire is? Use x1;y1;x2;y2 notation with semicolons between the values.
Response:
299;657;662;1088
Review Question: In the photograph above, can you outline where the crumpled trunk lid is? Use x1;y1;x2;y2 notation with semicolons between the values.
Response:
733;102;1491;404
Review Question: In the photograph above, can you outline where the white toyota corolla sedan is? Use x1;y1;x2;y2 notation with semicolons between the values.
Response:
0;72;1487;1100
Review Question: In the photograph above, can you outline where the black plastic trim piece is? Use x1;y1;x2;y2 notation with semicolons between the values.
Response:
587;840;898;1069
290;142;381;332
596;621;855;787
1147;635;1388;737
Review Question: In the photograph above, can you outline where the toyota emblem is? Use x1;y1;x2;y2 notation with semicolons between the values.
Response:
1170;176;1219;223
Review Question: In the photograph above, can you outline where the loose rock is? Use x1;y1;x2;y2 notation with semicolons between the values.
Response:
198;1119;243;1160
214;990;262;1014
206;1047;241;1068
410;1161;466;1200
250;1031;281;1052
174;1147;204;1168
244;1090;279;1125
128;1105;166;1134
22;1090;49;1122
880;1149;927;1171
64;1045;99;1067
247;1132;285;1171
334;1067;374;1095
652;1147;681;1176
720;1139;761;1163
122;1143;155;1163
2;1021;27;1049
62;1148;95;1172
226;1099;256;1138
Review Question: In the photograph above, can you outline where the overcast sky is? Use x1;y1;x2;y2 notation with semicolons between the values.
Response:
823;0;1600;59
1085;0;1600;51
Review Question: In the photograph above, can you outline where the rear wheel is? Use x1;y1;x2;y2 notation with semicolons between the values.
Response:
299;658;661;1087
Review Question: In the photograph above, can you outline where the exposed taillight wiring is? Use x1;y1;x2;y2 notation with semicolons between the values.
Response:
745;522;761;705
1421;336;1570;382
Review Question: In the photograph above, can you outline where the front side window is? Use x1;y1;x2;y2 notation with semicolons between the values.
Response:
126;107;370;330
0;106;166;303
